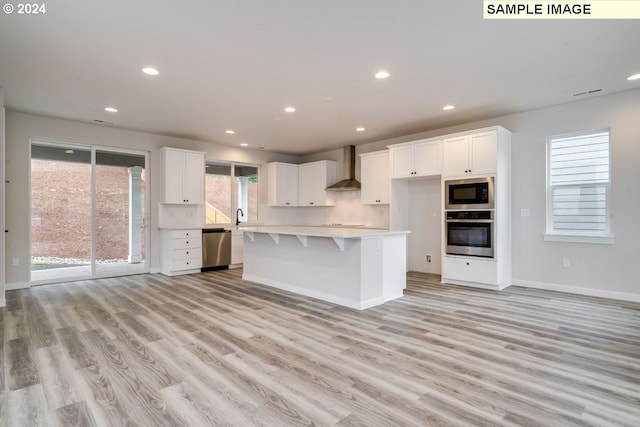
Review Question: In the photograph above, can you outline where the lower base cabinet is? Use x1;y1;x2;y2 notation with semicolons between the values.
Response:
161;229;202;275
442;255;504;290
231;230;244;265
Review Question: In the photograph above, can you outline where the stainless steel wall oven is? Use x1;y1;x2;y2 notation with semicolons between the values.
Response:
445;210;494;258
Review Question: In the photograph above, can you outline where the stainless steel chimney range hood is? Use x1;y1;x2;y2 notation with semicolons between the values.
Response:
325;145;361;192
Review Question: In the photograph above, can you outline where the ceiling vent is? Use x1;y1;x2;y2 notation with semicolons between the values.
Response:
325;145;361;192
573;88;603;97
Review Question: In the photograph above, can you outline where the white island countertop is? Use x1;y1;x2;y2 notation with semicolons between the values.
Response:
238;225;410;239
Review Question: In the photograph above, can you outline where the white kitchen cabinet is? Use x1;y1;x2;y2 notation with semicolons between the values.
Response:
360;150;390;204
389;139;442;179
231;229;244;266
442;256;498;287
440;126;512;290
267;162;299;206
268;160;336;207
160;147;205;204
160;229;202;275
298;161;336;206
443;130;497;178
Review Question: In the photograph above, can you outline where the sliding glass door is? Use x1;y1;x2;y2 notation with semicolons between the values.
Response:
31;141;149;284
94;149;147;277
31;144;92;282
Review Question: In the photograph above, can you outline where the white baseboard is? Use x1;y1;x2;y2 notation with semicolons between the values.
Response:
6;281;30;291
441;278;508;291
514;279;640;303
243;273;385;310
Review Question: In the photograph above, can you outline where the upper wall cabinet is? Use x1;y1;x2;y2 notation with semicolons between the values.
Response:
160;147;205;204
268;160;336;207
298;161;336;206
389;139;442;179
360;150;390;204
443;130;497;178
267;162;299;206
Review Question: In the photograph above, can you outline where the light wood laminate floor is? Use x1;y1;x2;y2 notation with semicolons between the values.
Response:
1;269;640;426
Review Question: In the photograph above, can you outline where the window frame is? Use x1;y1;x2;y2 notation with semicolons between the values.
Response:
204;160;260;226
544;128;614;244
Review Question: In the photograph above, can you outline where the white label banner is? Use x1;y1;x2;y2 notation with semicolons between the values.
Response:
484;1;640;19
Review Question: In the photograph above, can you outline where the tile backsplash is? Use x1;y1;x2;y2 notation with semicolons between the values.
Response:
261;191;389;229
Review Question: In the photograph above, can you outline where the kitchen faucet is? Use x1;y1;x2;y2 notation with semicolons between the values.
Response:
236;208;244;226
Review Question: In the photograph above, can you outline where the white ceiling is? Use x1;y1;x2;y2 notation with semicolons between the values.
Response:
1;1;639;155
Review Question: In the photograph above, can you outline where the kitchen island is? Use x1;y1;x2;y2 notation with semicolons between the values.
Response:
241;226;410;310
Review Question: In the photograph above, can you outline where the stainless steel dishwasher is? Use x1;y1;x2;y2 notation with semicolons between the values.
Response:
201;229;232;271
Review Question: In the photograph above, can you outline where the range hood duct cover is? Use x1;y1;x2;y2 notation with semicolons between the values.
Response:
325;145;361;191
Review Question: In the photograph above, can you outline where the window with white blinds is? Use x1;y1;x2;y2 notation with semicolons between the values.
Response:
547;130;610;237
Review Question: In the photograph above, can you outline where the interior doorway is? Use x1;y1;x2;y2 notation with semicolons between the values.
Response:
30;140;149;284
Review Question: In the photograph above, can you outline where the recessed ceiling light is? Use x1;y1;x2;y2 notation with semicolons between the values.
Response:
627;73;640;81
104;107;118;113
142;67;159;76
284;106;296;113
356;127;366;132
240;143;248;147
375;70;390;79
443;105;455;111
225;129;235;134
65;149;74;154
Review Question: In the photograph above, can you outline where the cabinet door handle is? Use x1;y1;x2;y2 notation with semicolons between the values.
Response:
466;262;470;266
186;241;189;244
310;202;314;205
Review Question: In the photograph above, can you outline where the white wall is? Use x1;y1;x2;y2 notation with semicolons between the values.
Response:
0;89;5;306
4;111;298;288
407;178;441;274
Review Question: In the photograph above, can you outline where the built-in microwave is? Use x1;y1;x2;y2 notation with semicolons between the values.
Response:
445;177;494;210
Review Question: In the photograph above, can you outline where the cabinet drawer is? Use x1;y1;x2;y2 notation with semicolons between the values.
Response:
172;237;202;250
170;229;201;239
171;258;202;272
172;248;200;261
443;256;497;285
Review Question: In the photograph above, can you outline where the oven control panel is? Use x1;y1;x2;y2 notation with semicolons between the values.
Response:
445;210;493;220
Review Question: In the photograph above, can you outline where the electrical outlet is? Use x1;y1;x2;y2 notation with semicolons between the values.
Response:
12;257;19;267
521;208;531;217
562;258;570;268
425;254;432;263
